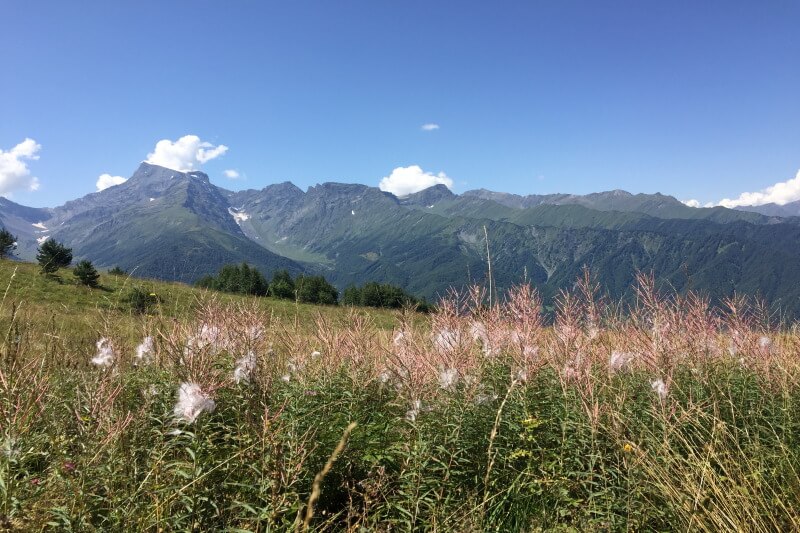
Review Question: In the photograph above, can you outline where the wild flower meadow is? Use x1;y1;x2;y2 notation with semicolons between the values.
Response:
2;270;800;531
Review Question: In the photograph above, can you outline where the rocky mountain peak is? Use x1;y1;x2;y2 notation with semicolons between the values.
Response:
130;162;210;185
401;184;456;206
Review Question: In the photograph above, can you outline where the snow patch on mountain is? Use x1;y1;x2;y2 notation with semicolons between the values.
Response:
228;207;250;225
32;222;48;230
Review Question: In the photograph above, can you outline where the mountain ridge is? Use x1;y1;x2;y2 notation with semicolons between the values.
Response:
3;162;800;315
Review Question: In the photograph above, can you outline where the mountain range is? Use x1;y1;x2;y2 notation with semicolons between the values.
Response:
3;162;800;316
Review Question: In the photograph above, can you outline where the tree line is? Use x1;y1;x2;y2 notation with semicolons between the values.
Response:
2;227;430;311
342;281;431;311
196;263;430;310
195;265;339;305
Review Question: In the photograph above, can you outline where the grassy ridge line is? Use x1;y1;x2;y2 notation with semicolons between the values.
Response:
0;259;401;331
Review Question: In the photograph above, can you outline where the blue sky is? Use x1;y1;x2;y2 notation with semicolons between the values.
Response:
1;0;798;208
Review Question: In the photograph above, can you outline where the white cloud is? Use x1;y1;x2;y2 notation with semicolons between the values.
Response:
96;173;127;191
715;169;800;208
379;165;453;197
421;123;440;131
0;138;41;196
682;199;701;208
223;169;240;179
145;135;228;171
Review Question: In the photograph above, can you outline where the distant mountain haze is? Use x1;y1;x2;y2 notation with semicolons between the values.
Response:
2;162;799;315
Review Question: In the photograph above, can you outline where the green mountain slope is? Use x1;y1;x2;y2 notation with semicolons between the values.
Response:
3;164;800;316
9;163;303;283
225;180;800;314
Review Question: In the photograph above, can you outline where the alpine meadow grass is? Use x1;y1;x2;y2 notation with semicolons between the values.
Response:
1;261;800;531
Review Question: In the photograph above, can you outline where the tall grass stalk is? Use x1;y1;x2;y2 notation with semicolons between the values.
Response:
2;266;800;530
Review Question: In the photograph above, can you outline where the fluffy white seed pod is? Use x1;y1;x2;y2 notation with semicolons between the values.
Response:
91;337;114;368
650;378;668;401
134;336;154;364
438;368;458;390
173;382;216;423
233;351;257;384
609;351;635;372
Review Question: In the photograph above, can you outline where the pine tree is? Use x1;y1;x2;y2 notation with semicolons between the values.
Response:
73;260;100;287
295;275;338;305
0;228;16;258
339;281;425;310
342;285;362;306
269;269;296;299
193;263;269;297
36;239;73;274
361;282;383;307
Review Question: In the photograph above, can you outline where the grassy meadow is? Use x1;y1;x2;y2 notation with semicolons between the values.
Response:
2;260;800;531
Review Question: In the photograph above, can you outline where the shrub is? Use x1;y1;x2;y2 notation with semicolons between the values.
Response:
73;260;100;287
124;286;161;314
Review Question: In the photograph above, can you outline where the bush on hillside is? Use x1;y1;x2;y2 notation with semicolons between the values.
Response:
73;260;100;287
124;286;161;314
